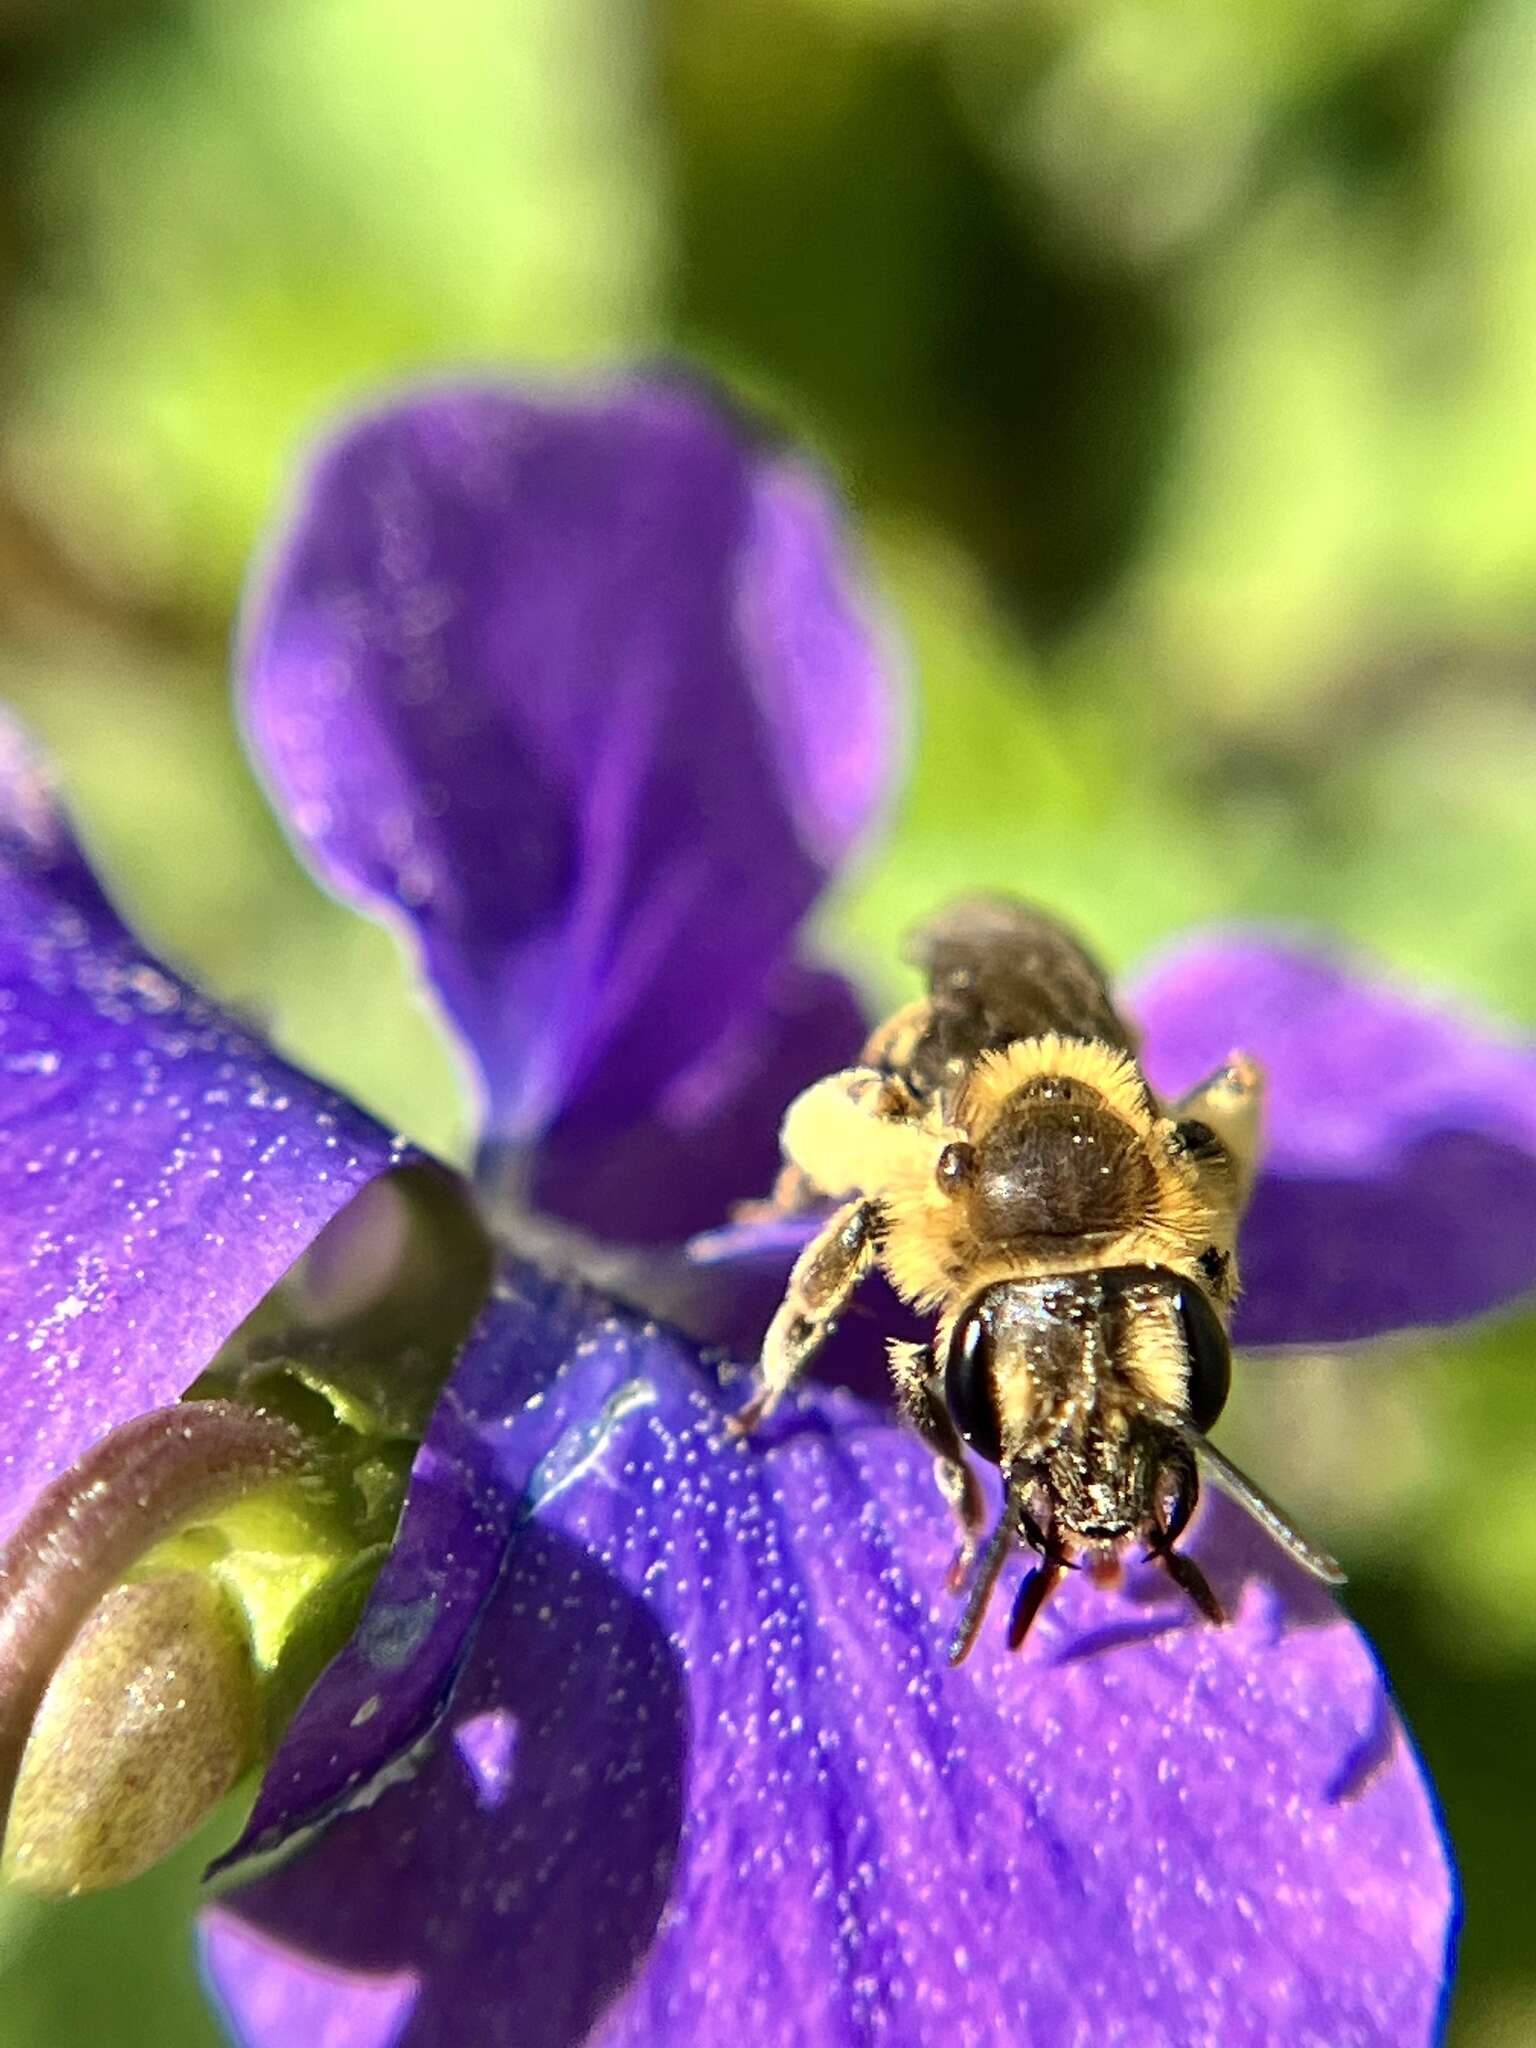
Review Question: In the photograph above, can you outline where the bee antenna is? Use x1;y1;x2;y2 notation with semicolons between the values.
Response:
1142;1400;1346;1588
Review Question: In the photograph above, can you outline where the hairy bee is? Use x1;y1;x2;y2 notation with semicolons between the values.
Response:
729;895;1342;1663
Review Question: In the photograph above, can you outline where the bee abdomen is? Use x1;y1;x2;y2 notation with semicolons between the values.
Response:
903;895;1136;1097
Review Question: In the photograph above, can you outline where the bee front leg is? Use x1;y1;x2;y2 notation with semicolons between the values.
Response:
728;1198;878;1436
888;1341;986;1592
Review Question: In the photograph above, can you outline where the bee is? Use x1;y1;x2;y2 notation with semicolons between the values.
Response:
729;895;1343;1663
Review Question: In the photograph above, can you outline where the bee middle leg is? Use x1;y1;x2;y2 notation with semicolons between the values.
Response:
888;1342;987;1590
1173;1055;1265;1203
947;1500;1017;1667
727;1197;878;1437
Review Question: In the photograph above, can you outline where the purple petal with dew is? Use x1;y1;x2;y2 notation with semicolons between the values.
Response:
1133;935;1536;1344
0;711;414;1542
207;1263;1452;2048
241;379;897;1196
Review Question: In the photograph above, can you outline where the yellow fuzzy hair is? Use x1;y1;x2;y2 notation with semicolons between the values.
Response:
957;1034;1155;1137
877;1036;1218;1313
778;1070;939;1203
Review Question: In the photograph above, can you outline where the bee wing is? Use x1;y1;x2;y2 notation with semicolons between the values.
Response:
904;894;1138;1057
1144;1399;1347;1587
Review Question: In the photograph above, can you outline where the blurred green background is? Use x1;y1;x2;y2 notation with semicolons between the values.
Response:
2;0;1535;2040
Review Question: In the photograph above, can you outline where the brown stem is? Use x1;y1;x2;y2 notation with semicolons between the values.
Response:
0;1400;305;1841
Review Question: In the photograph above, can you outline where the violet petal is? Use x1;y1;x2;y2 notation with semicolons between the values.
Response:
204;1918;416;2048
519;961;867;1244
0;712;412;1541
1133;936;1536;1342
206;1265;1452;2048
241;380;895;1186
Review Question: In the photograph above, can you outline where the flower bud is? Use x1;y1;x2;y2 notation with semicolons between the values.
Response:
2;1573;258;1896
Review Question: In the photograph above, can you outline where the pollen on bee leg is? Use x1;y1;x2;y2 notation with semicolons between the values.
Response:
1172;1051;1266;1196
729;1162;822;1226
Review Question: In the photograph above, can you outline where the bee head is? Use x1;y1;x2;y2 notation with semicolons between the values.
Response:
941;1267;1232;1506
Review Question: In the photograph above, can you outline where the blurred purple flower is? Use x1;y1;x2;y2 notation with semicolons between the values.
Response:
7;378;1536;2042
240;381;887;1248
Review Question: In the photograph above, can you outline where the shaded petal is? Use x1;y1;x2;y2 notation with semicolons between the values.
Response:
0;712;412;1541
1133;936;1536;1343
518;961;867;1244
208;1265;1452;2048
203;1918;416;2048
242;379;896;1183
675;1209;824;1352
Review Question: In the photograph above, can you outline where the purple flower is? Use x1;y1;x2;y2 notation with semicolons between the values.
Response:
0;714;414;1547
4;377;1535;2043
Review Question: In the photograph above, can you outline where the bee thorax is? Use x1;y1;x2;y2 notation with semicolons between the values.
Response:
965;1089;1158;1249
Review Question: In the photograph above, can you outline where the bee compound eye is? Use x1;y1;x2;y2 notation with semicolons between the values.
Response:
944;1308;1003;1464
1176;1281;1232;1433
935;1141;976;1193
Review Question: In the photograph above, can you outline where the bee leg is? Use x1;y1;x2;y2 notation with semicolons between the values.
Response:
733;1066;921;1225
1148;1451;1227;1625
947;1499;1017;1668
1172;1054;1265;1204
936;1466;987;1596
888;1342;987;1590
1158;1546;1225;1626
728;1198;878;1436
857;997;930;1073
